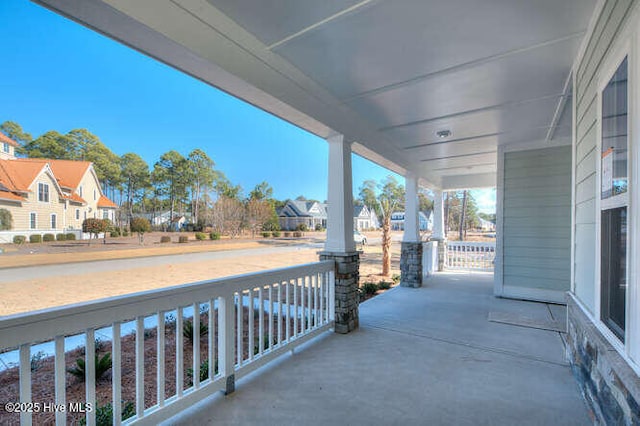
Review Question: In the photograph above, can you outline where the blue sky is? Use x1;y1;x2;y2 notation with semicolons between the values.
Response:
0;1;494;212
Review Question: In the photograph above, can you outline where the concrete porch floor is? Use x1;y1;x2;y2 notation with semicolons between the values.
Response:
166;272;591;426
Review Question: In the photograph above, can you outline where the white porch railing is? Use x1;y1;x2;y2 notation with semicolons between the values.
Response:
0;261;335;425
446;241;495;271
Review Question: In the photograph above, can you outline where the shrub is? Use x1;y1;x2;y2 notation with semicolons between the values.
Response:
361;282;379;296
65;233;76;241
209;232;221;240
261;231;271;238
43;233;55;242
13;235;26;244
178;235;189;243
68;352;112;381
272;231;281;237
296;223;308;232
82;218;109;240
79;401;135;426
122;230;129;237
187;359;217;385
56;233;67;241
29;234;42;243
0;208;12;231
283;231;291;237
314;223;323;231
183;318;208;343
30;351;46;372
293;231;302;238
110;230;120;238
195;232;207;241
130;217;151;245
160;235;171;243
391;274;401;284
378;281;392;290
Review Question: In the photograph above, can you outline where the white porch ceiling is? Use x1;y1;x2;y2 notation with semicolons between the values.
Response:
35;0;597;189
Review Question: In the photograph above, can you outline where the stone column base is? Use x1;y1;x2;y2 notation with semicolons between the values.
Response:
400;242;423;288
319;251;359;334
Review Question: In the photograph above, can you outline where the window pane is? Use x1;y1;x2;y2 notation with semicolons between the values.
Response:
601;57;628;199
601;207;627;341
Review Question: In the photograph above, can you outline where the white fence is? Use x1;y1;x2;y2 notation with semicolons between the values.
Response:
0;261;335;425
446;241;495;271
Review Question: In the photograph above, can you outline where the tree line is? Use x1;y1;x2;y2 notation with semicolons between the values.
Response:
0;121;278;235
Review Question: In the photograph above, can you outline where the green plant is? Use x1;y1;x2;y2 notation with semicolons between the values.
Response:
272;231;281;237
293;231;302;238
296;223;308;232
314;223;323;231
195;232;207;241
283;232;291;238
30;350;46;372
65;233;76;240
178;235;189;243
261;231;271;238
79;401;135;426
183;318;208;343
122;230;129;237
94;337;105;352
13;235;26;244
56;233;67;241
110;230;120;238
83;218;109;241
209;232;221;240
160;235;171;243
0;208;12;230
391;274;401;284
187;359;218;385
130;217;151;244
361;282;379;296
68;352;112;381
29;234;42;243
378;281;392;290
43;233;55;242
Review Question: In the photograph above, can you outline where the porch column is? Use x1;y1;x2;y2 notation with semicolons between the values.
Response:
432;189;446;271
400;173;422;287
320;133;359;334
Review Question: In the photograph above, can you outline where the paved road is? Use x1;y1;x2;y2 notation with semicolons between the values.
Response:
0;242;324;283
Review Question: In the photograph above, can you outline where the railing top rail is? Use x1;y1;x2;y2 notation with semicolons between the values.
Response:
447;241;496;247
0;260;334;350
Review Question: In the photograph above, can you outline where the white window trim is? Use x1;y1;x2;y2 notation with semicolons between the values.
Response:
594;24;640;367
38;182;50;203
2;142;9;153
50;213;57;230
29;212;37;230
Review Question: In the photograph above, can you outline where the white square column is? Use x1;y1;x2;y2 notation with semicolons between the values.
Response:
431;189;446;271
403;173;420;243
324;134;356;253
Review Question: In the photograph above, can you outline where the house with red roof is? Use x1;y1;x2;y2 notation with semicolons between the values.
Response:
0;133;118;241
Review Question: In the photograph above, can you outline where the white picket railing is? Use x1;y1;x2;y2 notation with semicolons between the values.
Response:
446;241;495;271
0;261;335;425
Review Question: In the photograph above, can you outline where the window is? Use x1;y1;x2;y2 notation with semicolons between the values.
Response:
94;189;97;201
38;183;49;202
79;186;83;198
30;212;37;230
51;214;57;229
600;56;629;342
103;210;109;220
76;209;80;220
2;142;9;153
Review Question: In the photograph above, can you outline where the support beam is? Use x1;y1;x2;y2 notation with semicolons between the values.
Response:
325;134;356;253
431;190;446;271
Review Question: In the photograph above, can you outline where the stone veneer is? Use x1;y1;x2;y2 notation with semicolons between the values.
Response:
400;242;422;288
319;251;359;334
566;294;640;424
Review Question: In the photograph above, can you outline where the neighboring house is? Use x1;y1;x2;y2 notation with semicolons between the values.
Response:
0;134;117;241
141;210;173;227
0;132;19;160
353;205;379;230
390;211;432;231
278;200;327;231
478;218;496;232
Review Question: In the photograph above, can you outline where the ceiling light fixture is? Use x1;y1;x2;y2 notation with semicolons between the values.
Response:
436;129;452;138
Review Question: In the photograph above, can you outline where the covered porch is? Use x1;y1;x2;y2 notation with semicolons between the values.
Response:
171;272;589;425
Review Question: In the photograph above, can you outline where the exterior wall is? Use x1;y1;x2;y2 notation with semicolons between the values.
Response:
0;171;65;232
64;168;103;229
0;143;15;160
498;146;572;303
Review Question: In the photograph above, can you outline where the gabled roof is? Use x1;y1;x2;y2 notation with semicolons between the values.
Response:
0;159;48;192
17;158;92;189
97;195;118;209
62;192;87;205
0;132;19;148
0;191;25;203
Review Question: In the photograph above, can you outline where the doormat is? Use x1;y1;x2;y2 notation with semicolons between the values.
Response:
488;311;566;333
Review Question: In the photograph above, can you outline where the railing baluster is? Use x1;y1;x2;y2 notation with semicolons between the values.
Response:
176;307;184;398
300;277;305;333
157;312;165;408
314;273;319;328
193;303;201;388
54;335;66;425
236;293;243;366
19;344;32;426
293;278;298;337
320;272;325;324
329;269;336;323
277;282;282;345
135;317;145;418
268;285;274;351
285;280;290;342
112;322;122;425
248;289;254;361
307;275;312;331
208;299;215;379
86;328;96;426
258;287;264;356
